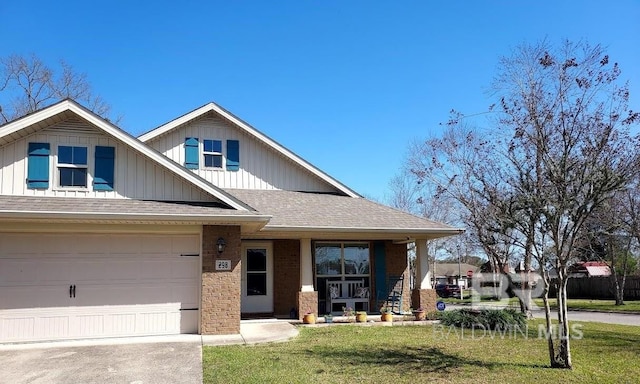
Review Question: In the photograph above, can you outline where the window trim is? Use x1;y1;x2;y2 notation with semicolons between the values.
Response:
314;242;371;278
56;145;89;189
203;139;223;169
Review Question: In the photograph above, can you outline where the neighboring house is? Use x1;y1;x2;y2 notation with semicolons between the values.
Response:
568;261;612;278
431;263;479;289
0;99;462;343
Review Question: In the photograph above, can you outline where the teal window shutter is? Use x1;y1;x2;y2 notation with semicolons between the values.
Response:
185;137;199;169
226;140;240;171
27;142;50;189
374;241;387;302
94;146;115;191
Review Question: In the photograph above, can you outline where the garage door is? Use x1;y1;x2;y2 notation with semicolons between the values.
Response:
0;233;200;343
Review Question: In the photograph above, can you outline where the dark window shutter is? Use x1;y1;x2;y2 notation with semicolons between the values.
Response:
94;146;115;191
226;140;240;171
27;142;50;189
185;137;199;169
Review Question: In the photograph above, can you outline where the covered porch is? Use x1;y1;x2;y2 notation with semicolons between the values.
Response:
238;237;446;321
226;189;463;323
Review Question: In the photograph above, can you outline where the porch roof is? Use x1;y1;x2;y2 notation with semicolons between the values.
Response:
225;189;464;240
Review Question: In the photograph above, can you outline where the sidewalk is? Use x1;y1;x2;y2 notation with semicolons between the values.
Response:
203;319;299;346
445;303;640;327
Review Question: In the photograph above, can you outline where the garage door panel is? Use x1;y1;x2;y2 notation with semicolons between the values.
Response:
143;236;174;254
172;235;200;254
0;259;38;283
37;259;74;283
109;236;142;254
0;233;200;342
140;260;172;280
173;258;200;279
40;235;74;254
1;286;70;310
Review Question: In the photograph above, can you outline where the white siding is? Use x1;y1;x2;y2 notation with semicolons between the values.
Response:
147;114;340;193
0;118;212;201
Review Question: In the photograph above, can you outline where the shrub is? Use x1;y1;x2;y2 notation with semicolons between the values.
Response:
438;309;526;330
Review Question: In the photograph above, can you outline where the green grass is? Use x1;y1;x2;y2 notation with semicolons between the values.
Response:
203;320;640;383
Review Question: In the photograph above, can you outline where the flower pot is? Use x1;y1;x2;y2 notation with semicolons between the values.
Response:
355;312;367;323
381;313;393;322
303;313;316;324
413;311;426;321
324;315;333;324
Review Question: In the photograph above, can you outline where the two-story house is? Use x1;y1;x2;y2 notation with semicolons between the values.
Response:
0;99;462;343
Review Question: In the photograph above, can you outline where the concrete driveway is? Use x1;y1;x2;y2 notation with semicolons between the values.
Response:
0;336;202;384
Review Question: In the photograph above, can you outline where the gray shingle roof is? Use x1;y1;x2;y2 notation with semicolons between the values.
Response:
0;195;268;224
225;189;462;237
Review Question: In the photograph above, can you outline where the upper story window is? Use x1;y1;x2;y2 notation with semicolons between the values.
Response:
183;137;240;171
203;139;223;168
58;146;88;187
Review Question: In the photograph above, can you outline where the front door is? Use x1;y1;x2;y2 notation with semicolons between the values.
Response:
241;242;273;314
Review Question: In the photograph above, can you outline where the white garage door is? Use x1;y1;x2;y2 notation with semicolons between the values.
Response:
0;233;200;343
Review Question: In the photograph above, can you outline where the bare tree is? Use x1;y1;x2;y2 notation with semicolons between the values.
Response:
0;54;114;124
405;39;639;369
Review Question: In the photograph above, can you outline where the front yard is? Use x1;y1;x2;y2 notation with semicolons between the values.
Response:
203;320;640;383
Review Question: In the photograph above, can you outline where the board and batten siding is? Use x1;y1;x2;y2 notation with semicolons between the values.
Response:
0;119;211;201
147;114;340;193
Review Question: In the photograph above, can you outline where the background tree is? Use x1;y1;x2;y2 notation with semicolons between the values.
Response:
0;54;114;124
402;39;639;369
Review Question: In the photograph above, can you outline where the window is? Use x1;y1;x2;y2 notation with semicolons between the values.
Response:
315;243;370;312
27;142;50;189
203;139;223;168
58;146;88;187
246;248;268;296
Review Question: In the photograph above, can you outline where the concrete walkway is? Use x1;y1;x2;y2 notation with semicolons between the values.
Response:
0;320;299;384
203;319;300;345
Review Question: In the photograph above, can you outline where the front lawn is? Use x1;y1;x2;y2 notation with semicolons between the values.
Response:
203;320;640;383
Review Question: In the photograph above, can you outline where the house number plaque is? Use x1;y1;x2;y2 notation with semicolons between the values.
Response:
215;260;232;271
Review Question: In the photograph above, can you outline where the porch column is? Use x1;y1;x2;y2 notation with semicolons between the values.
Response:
298;238;317;319
415;240;431;289
300;238;314;292
412;239;438;312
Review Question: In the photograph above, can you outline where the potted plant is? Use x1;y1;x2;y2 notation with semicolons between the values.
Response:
380;306;393;322
323;313;333;323
302;312;316;324
355;311;367;323
412;307;426;321
343;306;355;322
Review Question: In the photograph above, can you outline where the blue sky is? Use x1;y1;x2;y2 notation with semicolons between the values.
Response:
2;1;639;201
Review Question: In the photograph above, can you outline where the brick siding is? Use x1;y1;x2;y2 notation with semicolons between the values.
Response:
273;239;301;317
201;225;242;335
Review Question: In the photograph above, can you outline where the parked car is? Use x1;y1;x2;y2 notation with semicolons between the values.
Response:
436;284;461;298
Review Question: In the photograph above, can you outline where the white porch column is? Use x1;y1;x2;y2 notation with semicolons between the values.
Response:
300;238;315;292
415;239;431;289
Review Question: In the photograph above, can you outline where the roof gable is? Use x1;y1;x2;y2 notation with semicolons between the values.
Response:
138;102;360;197
0;100;252;211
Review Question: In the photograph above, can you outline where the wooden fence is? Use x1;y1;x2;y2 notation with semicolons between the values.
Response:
549;276;640;300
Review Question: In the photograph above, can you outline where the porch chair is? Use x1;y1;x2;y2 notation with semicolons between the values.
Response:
326;279;370;315
382;275;404;314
